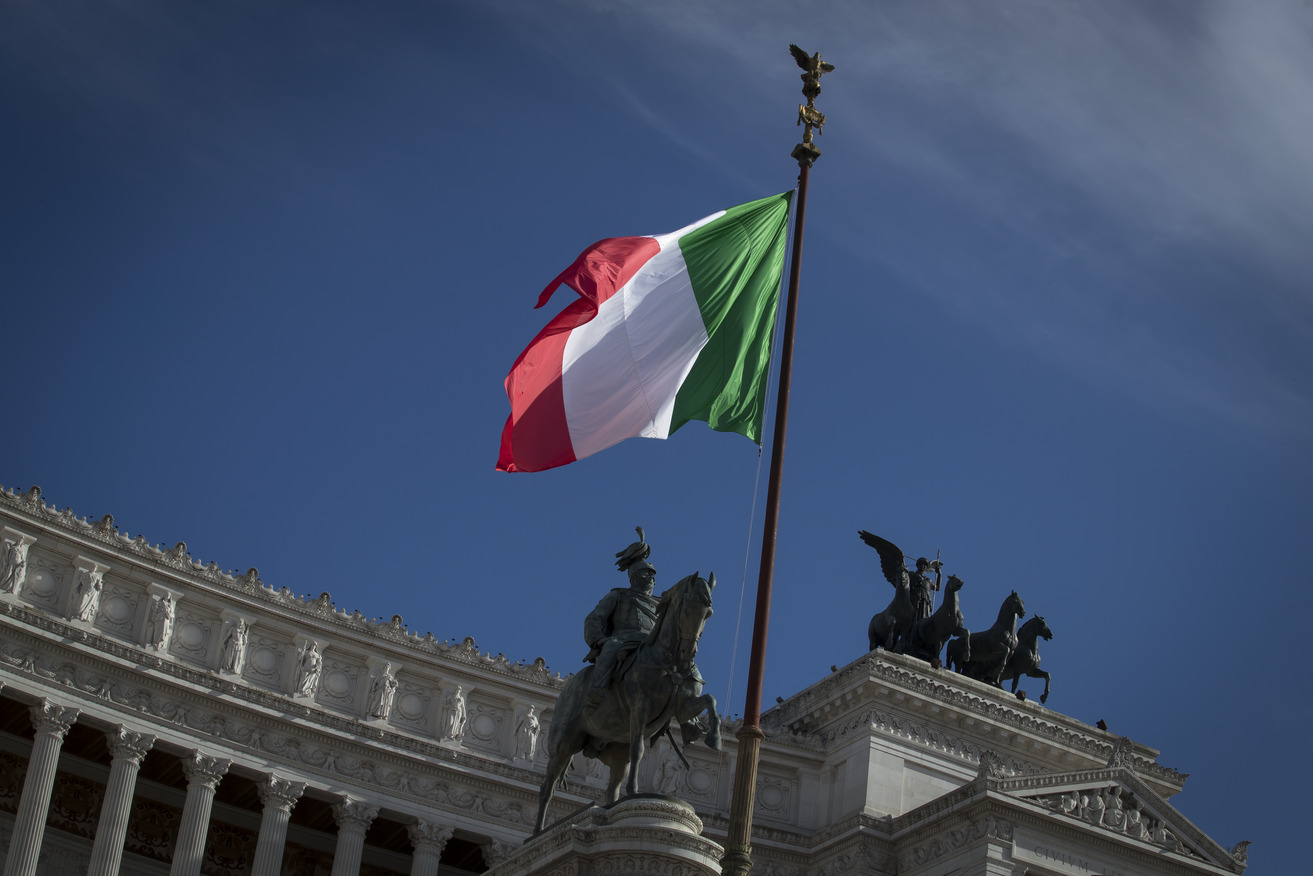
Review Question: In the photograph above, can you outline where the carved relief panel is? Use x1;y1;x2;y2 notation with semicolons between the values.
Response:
464;693;505;756
95;579;141;640
318;657;364;714
242;632;289;691
18;550;64;613
169;608;218;667
754;767;799;825
390;672;436;734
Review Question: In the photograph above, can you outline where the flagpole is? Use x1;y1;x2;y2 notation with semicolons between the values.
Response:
721;45;833;876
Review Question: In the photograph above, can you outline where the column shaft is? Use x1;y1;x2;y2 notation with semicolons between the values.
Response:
407;822;452;876
168;753;231;876
87;728;155;876
330;797;378;876
2;701;78;876
251;776;305;876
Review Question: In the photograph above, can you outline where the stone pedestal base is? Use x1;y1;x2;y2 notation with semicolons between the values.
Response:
491;796;723;876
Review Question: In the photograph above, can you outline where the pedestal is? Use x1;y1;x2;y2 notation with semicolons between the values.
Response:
491;796;723;876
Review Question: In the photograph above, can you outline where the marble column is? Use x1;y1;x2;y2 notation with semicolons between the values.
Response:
87;727;156;876
330;796;379;876
251;775;305;876
168;752;231;876
407;821;453;876
2;700;79;876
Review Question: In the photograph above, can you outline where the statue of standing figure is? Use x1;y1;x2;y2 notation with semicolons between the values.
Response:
367;663;398;719
146;593;174;650
295;641;322;697
443;686;467;741
72;567;104;622
514;706;540;760
1;539;29;593
220;619;248;674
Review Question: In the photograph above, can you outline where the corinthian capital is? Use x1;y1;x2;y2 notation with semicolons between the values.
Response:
181;752;231;789
107;726;156;764
332;795;379;830
407;821;454;855
258;775;306;813
29;700;79;738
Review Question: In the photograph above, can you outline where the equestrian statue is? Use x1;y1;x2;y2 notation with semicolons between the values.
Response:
534;529;722;835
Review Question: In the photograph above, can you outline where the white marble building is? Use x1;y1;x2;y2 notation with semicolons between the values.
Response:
0;485;1248;876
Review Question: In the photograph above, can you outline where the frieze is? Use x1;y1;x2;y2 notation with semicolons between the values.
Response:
1;485;566;686
897;815;1014;873
810;836;893;876
822;704;1041;777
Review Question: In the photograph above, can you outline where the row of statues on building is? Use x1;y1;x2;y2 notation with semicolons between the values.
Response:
861;531;1054;703
1042;786;1183;849
3;536;545;752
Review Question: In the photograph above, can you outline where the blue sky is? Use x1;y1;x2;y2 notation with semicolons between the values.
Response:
3;1;1310;870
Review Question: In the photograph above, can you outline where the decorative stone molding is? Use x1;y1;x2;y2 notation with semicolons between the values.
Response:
773;652;1185;791
898;815;1014;872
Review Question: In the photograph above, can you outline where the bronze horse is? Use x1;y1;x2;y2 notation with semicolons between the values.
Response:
946;590;1025;687
534;572;722;834
1000;615;1053;703
903;574;969;664
867;574;912;652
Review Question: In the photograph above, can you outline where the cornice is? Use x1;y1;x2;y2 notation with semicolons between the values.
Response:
0;486;564;690
763;651;1186;791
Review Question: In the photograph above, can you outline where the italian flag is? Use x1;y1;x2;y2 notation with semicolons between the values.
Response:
497;191;794;473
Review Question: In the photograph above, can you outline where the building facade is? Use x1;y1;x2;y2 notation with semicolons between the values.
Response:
0;486;1248;876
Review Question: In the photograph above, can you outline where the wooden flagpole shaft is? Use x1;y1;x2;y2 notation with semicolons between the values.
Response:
720;149;816;876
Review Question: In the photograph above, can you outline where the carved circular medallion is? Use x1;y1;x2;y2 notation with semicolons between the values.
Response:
102;595;132;624
398;693;426;720
25;569;55;597
758;783;784;811
472;712;498;740
324;669;352;697
176;622;205;650
250;645;278;673
687;768;713;794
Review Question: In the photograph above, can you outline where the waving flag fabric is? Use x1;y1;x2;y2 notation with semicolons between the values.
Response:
497;192;793;473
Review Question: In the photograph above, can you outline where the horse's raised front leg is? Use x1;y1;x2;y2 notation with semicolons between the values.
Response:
679;693;721;751
1036;669;1051;704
